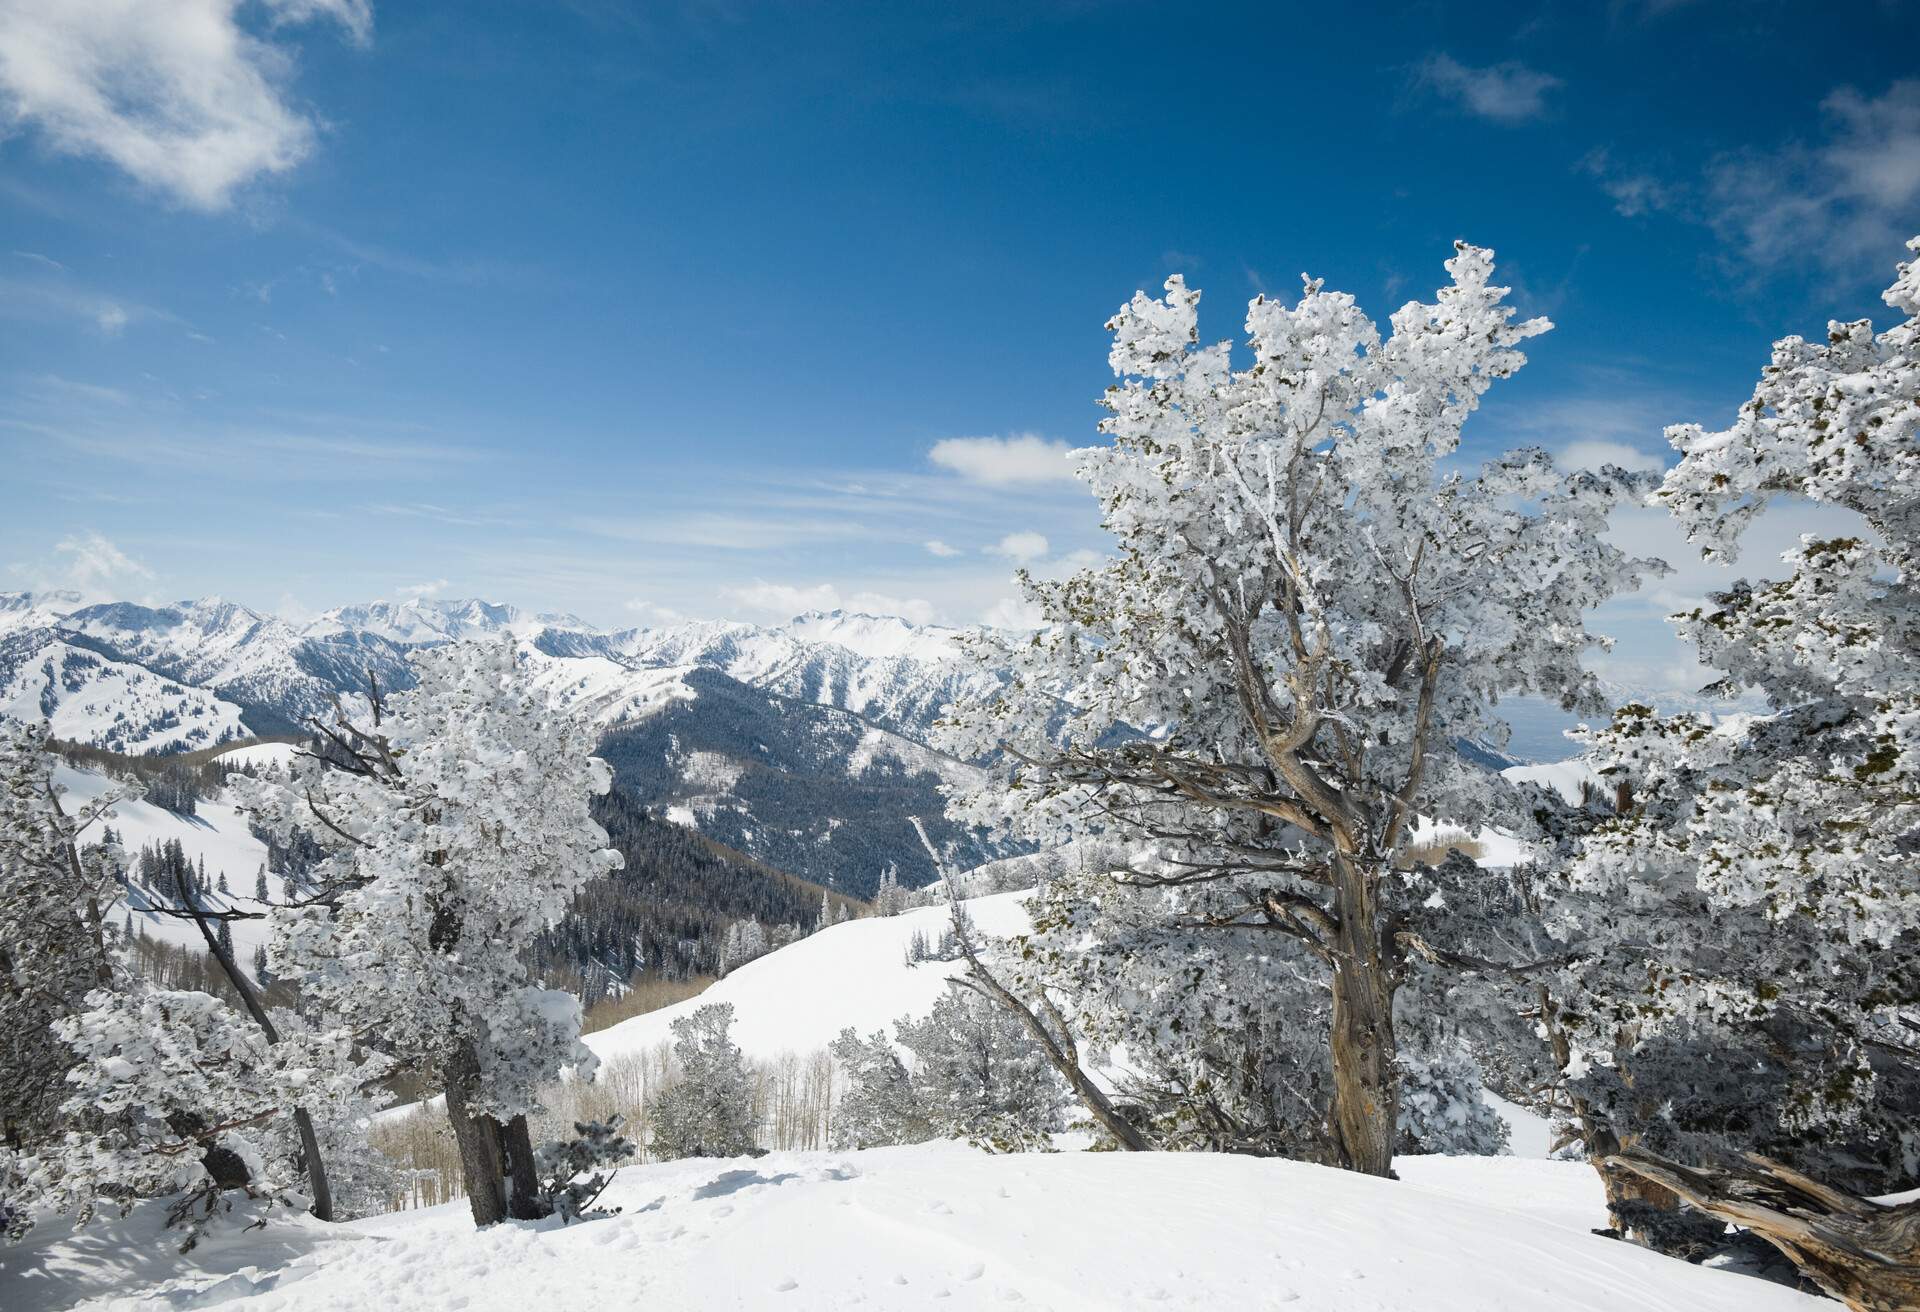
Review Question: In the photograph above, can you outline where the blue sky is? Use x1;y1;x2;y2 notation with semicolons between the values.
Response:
1;0;1916;689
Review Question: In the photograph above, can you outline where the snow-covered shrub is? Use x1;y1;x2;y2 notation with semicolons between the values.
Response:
18;983;387;1249
536;1115;637;1223
648;1003;757;1160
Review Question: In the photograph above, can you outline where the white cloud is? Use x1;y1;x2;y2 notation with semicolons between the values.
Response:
44;530;154;599
923;539;961;557
988;531;1050;563
623;598;683;624
1707;80;1920;272
395;577;448;601
929;434;1079;486
1556;439;1666;474
0;0;371;211
981;595;1045;630
1415;54;1561;124
722;580;938;625
1579;148;1681;218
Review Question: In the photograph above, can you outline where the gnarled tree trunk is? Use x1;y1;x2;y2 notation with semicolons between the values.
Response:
444;1044;508;1227
1327;855;1396;1177
501;1113;548;1220
1604;1149;1920;1312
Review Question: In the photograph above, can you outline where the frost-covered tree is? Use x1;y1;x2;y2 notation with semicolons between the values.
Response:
0;723;121;1153
535;1115;636;1223
648;1002;757;1160
828;1026;929;1150
872;866;908;916
231;640;623;1226
940;244;1655;1175
15;982;389;1249
1553;239;1920;1304
897;986;1066;1151
721;916;769;973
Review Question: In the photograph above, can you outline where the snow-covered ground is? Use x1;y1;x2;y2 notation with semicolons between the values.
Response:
0;1145;1825;1312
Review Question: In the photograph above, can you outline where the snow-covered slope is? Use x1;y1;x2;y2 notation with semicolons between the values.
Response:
0;631;249;754
0;1146;1825;1312
56;762;281;959
589;893;1032;1065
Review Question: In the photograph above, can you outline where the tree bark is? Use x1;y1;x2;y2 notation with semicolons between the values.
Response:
500;1113;549;1220
1327;854;1396;1177
444;1044;508;1227
1603;1149;1920;1312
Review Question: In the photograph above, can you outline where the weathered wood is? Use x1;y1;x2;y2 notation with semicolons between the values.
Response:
444;1044;508;1227
1603;1148;1920;1312
1327;853;1396;1178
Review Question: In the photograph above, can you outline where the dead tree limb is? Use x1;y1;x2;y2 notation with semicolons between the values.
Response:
1602;1148;1920;1312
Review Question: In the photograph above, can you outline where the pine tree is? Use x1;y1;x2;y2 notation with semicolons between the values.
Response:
647;1002;757;1160
828;1027;928;1150
0;723;121;1156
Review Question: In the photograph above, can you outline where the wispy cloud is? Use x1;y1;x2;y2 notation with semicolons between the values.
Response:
928;434;1080;487
0;0;372;211
1583;80;1920;280
1413;54;1561;124
923;539;960;557
0;273;174;337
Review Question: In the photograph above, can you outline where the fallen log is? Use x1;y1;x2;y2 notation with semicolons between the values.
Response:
1601;1148;1920;1312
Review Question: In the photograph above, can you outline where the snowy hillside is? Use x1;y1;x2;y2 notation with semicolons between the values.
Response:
0;1144;1825;1312
0;632;249;754
56;757;282;960
589;893;1032;1065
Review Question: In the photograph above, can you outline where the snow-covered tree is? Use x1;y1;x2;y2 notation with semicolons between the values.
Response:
940;244;1656;1175
648;1002;757;1160
0;723;121;1154
872;866;908;916
1547;238;1920;1300
720;916;769;973
896;986;1066;1152
828;1026;929;1150
230;640;623;1226
535;1115;636;1223
16;982;388;1249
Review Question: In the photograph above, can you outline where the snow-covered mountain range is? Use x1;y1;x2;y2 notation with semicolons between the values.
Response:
0;592;1003;895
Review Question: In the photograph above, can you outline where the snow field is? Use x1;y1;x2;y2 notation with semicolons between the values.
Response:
6;1146;1828;1311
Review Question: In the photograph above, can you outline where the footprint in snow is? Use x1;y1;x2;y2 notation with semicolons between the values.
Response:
927;1200;953;1215
959;1262;985;1281
772;1278;798;1292
712;1204;733;1217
